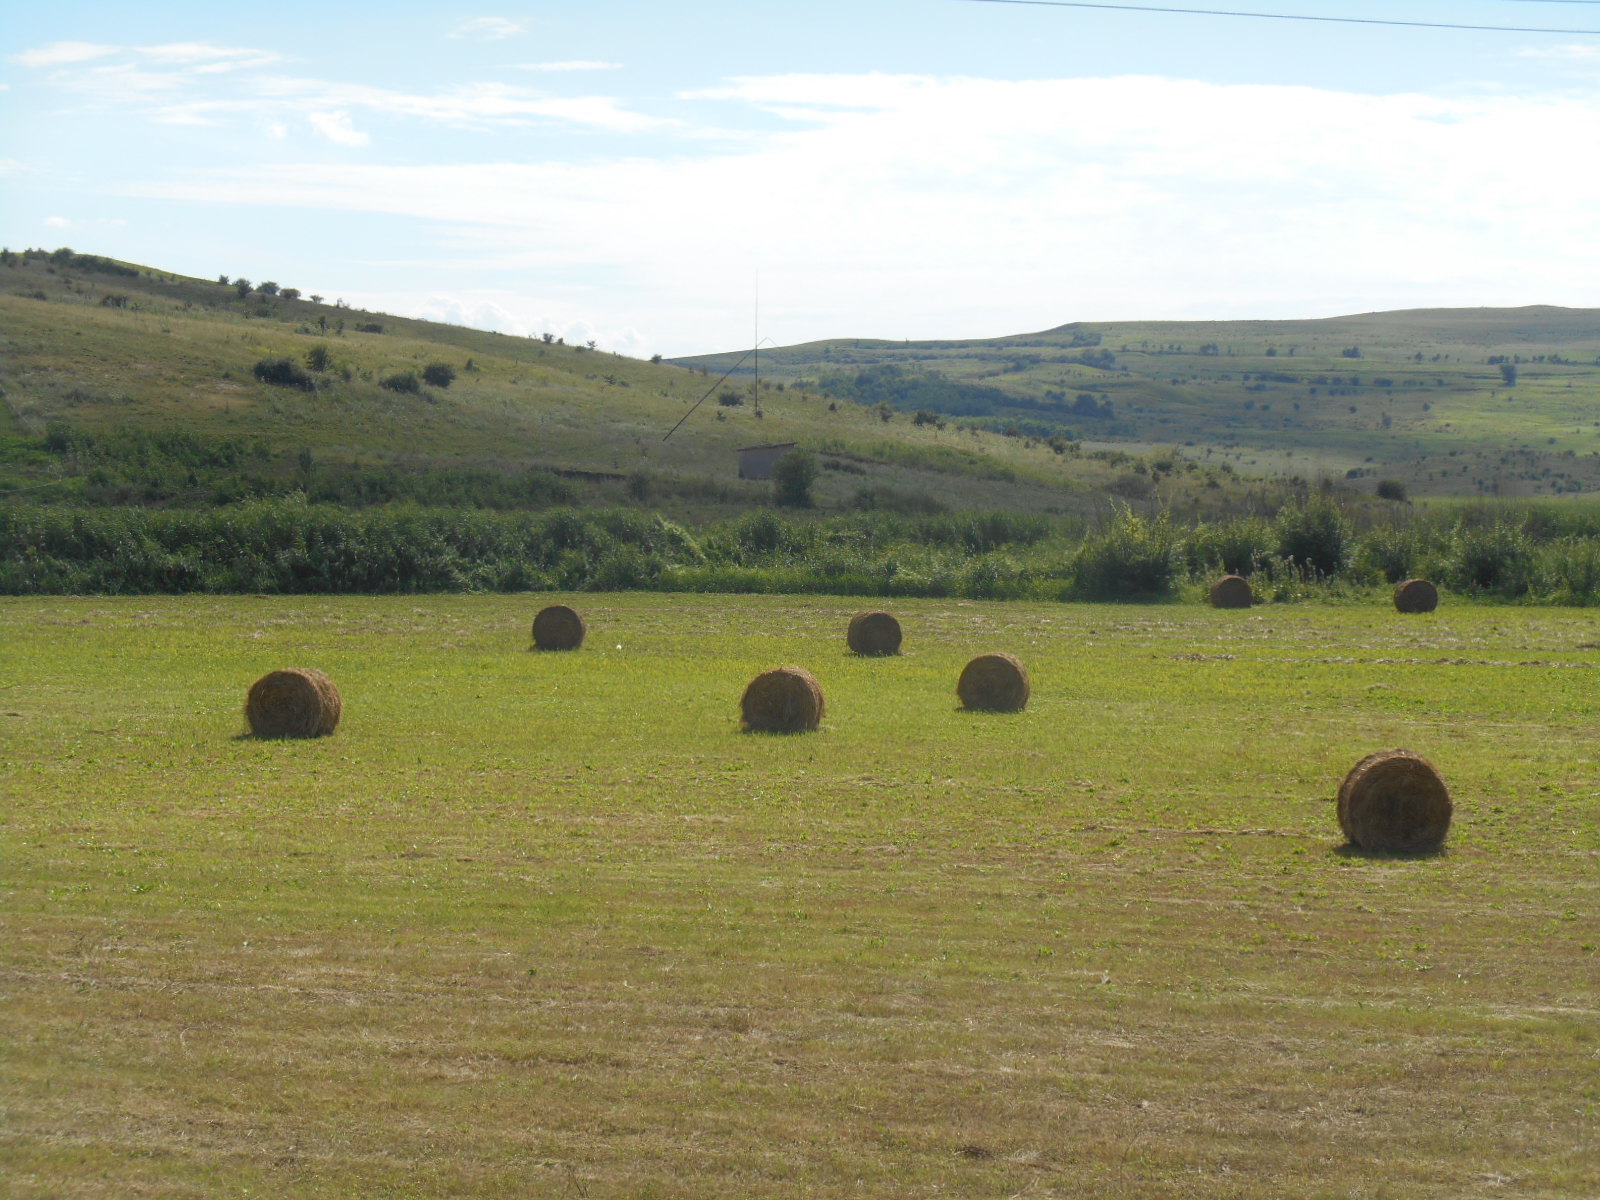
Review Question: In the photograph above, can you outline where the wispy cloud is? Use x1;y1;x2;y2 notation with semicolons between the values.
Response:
516;60;622;73
308;110;369;147
449;17;526;41
14;39;668;138
1516;42;1600;60
10;41;118;68
43;214;127;229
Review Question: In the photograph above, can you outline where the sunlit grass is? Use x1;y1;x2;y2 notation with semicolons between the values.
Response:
3;593;1597;1197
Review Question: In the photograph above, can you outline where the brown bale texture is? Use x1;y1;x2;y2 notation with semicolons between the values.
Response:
246;668;341;738
957;652;1030;713
847;610;903;656
1337;749;1452;853
1209;574;1253;609
1393;578;1439;614
740;666;824;733
532;604;586;650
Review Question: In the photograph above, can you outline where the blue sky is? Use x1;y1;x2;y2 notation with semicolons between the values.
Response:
3;1;1598;356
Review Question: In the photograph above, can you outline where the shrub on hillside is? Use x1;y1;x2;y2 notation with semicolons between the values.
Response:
252;357;315;391
772;448;818;508
421;362;456;389
379;371;421;394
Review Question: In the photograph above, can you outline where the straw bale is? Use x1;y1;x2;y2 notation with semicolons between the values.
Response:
246;668;341;738
1393;578;1439;614
1209;574;1253;609
847;610;903;656
1337;748;1452;853
740;666;824;733
957;652;1030;712
532;604;586;650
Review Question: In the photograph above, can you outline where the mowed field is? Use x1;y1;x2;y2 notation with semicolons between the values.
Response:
2;593;1597;1198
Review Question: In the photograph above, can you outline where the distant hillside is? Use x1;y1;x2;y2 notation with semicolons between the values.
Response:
1;248;1273;521
676;306;1600;499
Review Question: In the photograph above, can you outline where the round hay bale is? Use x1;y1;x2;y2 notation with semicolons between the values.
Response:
1393;578;1439;614
740;666;824;733
246;668;341;738
957;652;1030;713
1209;574;1253;609
532;604;586;650
847;610;903;656
1336;749;1452;854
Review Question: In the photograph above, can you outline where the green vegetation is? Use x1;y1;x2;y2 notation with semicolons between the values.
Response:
14;495;1600;604
681;309;1600;500
4;593;1597;1197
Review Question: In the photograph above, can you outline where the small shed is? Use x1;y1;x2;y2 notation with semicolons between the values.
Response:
737;442;797;480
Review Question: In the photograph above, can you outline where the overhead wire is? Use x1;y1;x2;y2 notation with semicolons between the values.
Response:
960;0;1600;35
662;347;759;441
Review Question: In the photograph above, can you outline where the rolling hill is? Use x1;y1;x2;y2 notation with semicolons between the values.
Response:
5;246;1599;521
677;306;1600;500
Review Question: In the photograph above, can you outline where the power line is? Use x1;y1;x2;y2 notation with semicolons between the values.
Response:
960;0;1600;35
662;347;759;441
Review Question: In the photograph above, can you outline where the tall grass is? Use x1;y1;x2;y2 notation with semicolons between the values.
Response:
11;495;1600;602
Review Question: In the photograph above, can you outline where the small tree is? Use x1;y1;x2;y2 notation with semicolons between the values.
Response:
380;370;421;394
234;278;252;299
305;345;334;372
1500;362;1518;386
1375;479;1409;503
772;448;818;508
258;281;280;296
253;356;314;391
421;362;456;388
280;287;301;301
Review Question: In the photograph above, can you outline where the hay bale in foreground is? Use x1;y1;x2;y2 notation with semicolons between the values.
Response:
957;652;1030;713
740;666;824;733
532;604;586;650
246;668;341;738
1210;574;1253;609
1337;749;1452;853
1393;578;1439;614
847;610;903;656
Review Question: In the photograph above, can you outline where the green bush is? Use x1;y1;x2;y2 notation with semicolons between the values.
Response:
252;357;315;391
1071;506;1179;600
379;371;421;394
772;449;818;508
1440;521;1534;597
1274;498;1348;576
421;362;456;389
1185;516;1272;576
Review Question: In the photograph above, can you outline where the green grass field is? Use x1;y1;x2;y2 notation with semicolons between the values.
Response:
3;593;1597;1197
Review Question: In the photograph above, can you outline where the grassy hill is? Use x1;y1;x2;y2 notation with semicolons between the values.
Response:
0;249;1259;522
677;306;1600;500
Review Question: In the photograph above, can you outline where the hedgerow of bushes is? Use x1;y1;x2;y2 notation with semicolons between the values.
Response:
11;495;1600;601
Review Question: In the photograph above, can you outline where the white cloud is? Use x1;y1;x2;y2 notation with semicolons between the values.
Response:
11;41;118;68
308;110;369;147
41;215;127;230
516;61;623;73
449;17;526;40
23;43;669;135
1516;43;1600;61
139;43;284;70
266;122;289;140
117;73;1600;353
